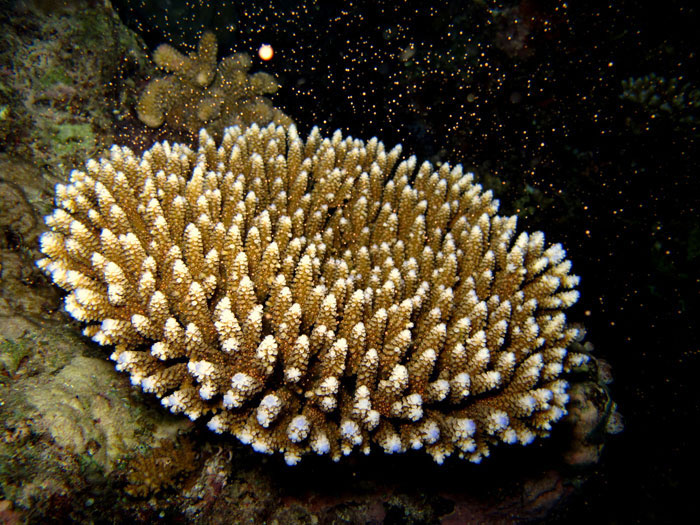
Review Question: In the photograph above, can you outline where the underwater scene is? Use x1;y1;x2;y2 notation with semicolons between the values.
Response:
0;0;696;523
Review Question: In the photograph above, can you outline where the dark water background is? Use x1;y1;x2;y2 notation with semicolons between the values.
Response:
113;3;699;520
110;0;700;521
9;0;699;522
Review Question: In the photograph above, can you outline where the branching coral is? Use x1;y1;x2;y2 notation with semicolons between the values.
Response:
37;123;588;465
137;32;292;138
621;73;700;124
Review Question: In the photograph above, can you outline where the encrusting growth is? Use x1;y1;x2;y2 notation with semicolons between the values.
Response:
137;31;292;138
38;123;589;465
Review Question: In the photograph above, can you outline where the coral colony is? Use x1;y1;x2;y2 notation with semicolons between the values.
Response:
137;32;291;138
38;123;588;465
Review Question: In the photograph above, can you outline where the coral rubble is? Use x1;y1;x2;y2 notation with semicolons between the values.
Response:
37;123;588;464
136;32;292;138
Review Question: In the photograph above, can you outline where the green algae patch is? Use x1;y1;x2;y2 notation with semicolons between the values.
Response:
51;121;97;160
0;338;30;377
37;66;72;89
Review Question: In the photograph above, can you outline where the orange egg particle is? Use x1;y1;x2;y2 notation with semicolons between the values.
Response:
258;44;274;61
